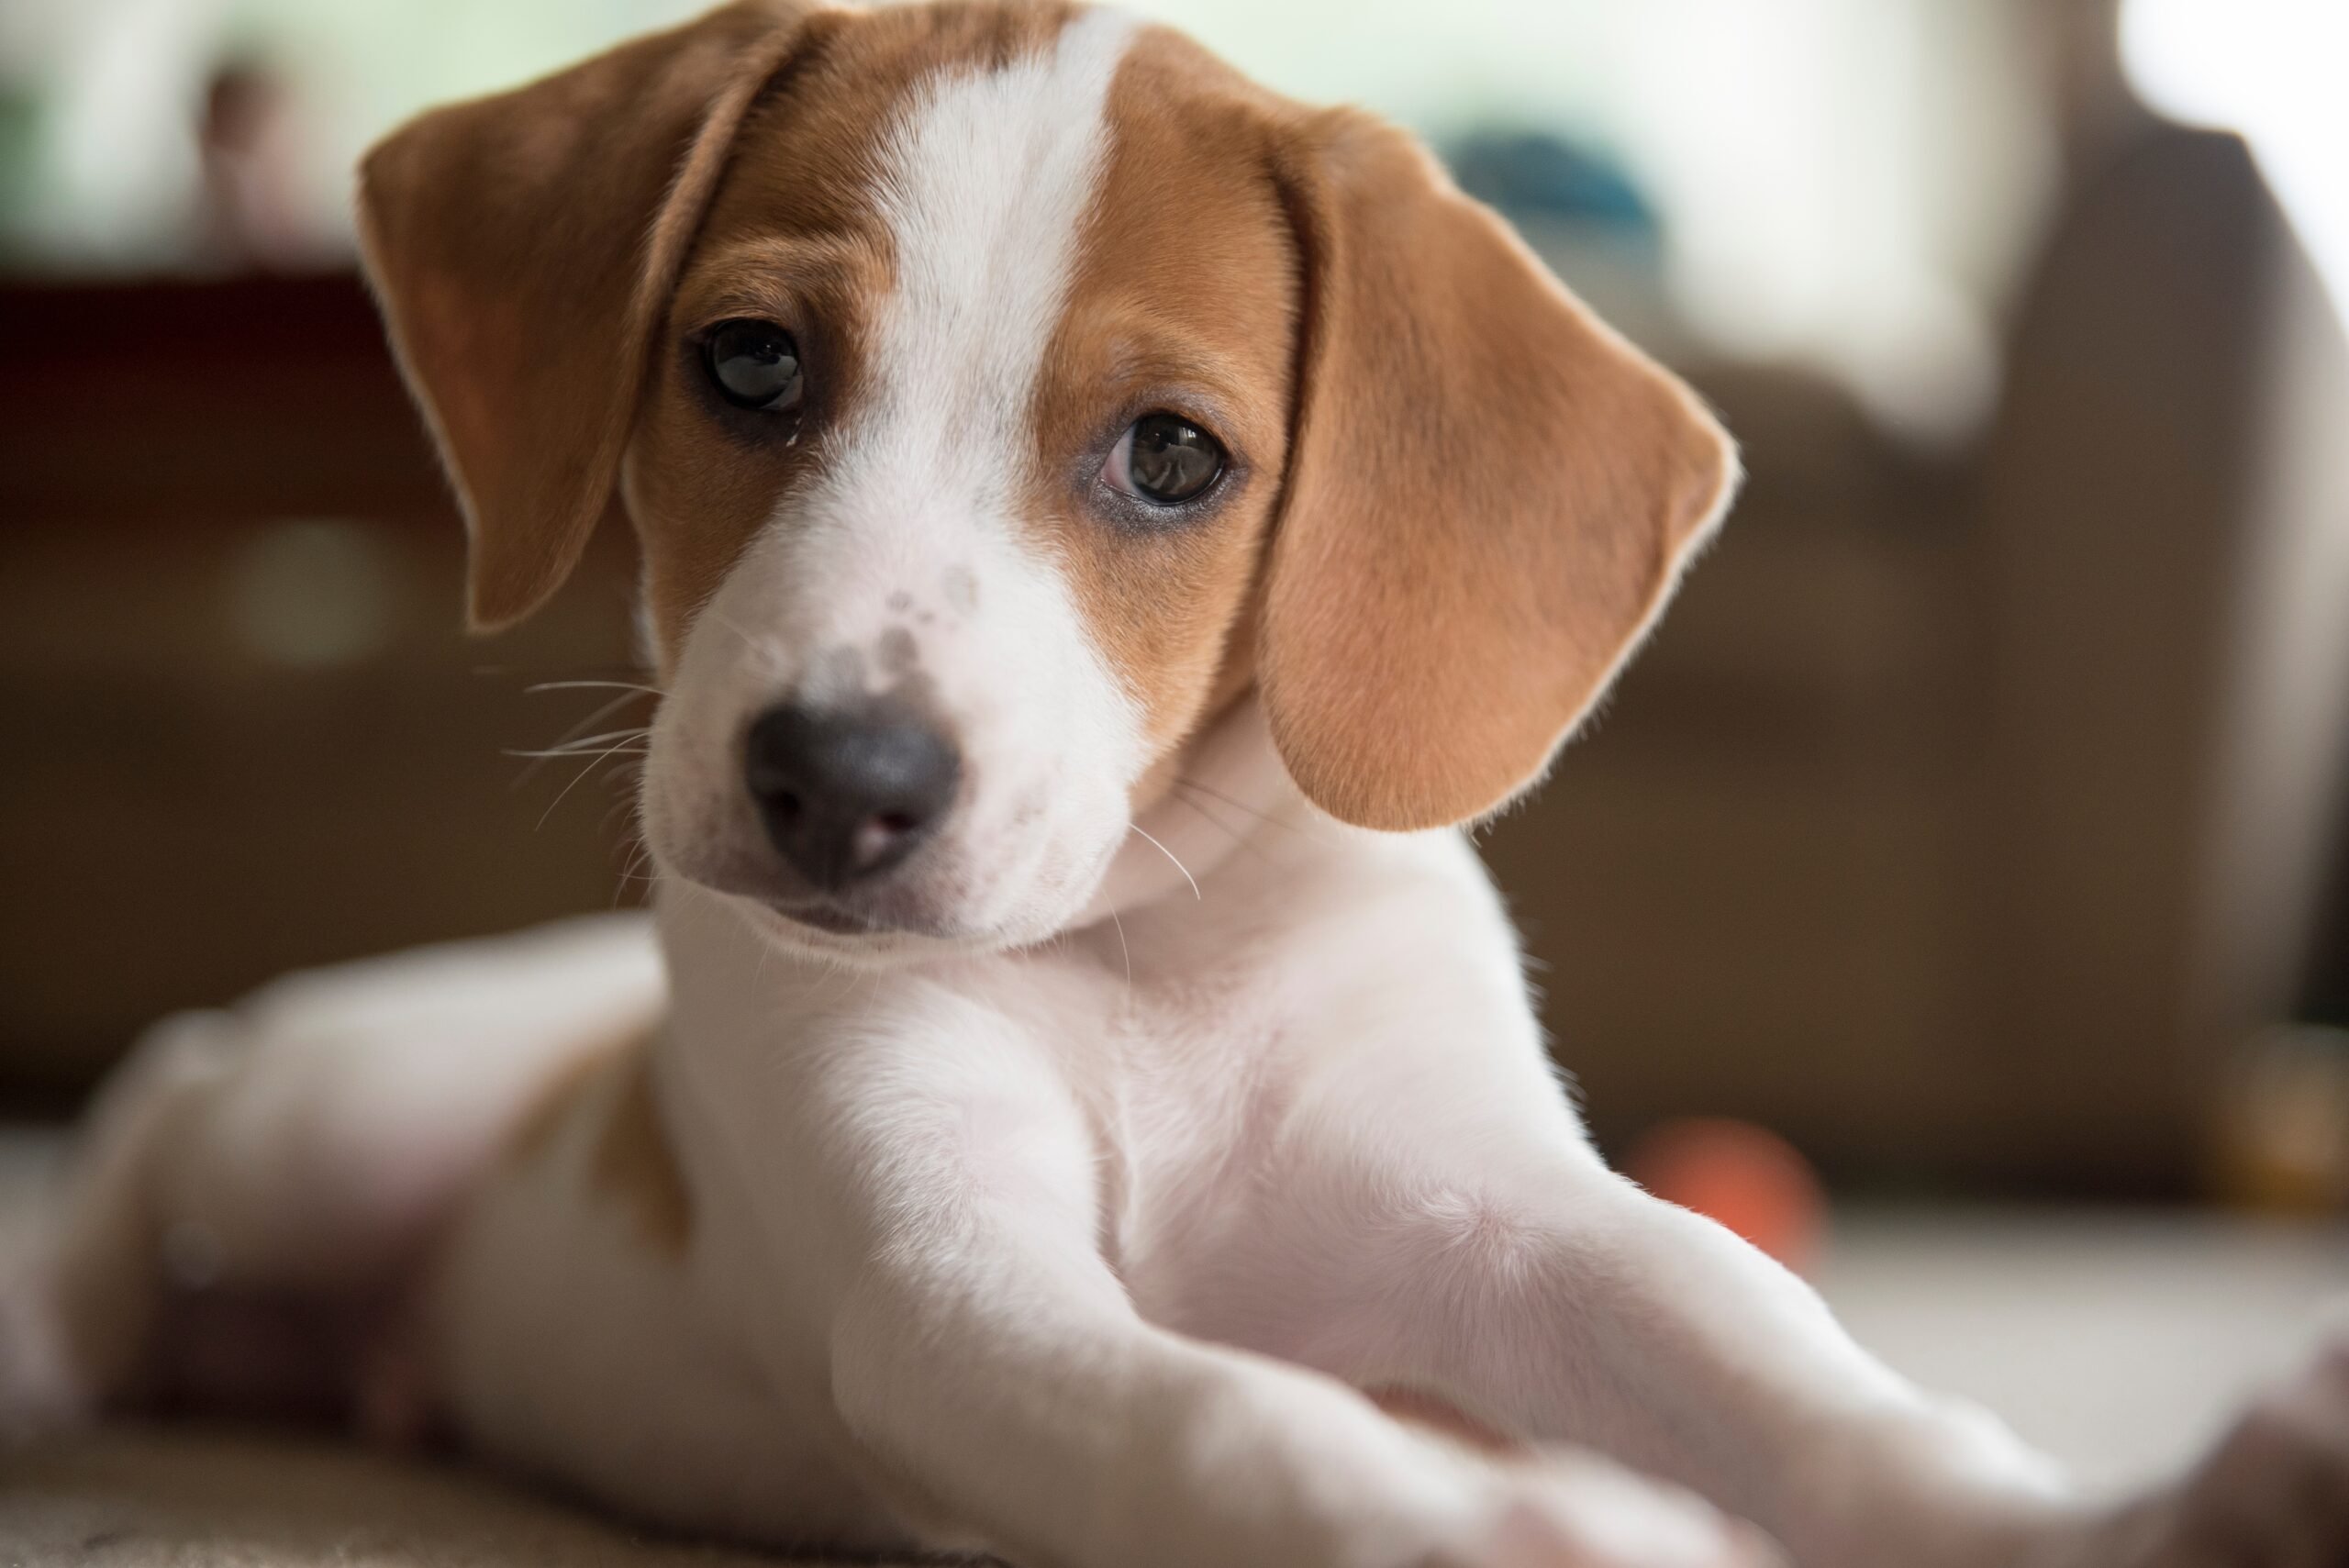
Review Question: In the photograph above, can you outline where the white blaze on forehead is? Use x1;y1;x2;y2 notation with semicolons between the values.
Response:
862;8;1138;481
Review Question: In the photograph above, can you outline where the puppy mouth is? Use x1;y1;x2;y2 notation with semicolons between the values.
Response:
763;897;894;937
731;875;964;944
731;891;1025;966
649;816;977;947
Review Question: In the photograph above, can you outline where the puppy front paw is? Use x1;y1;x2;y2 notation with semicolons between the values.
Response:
2085;1332;2349;1568
1431;1454;1786;1568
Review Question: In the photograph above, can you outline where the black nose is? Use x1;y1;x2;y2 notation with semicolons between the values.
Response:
742;702;961;891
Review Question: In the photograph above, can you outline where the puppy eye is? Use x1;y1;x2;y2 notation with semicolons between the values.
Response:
705;319;805;412
1103;413;1225;506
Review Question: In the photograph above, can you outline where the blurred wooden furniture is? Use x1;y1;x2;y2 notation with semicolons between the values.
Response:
1481;366;1990;1184
0;275;643;1111
1970;125;2349;1189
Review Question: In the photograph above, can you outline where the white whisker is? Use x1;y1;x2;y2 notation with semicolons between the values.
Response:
509;692;653;782
1108;905;1132;994
1176;775;1323;843
1167;785;1263;860
1128;825;1200;900
537;738;650;830
505;728;653;761
711;609;763;654
525;679;664;697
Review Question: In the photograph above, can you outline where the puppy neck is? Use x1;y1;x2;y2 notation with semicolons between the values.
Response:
1071;694;1306;930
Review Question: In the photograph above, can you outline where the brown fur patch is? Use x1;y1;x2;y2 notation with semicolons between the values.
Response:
1027;28;1296;773
358;0;825;633
1255;109;1735;829
590;1048;694;1253
505;1033;636;1165
502;1029;692;1256
1041;28;1734;828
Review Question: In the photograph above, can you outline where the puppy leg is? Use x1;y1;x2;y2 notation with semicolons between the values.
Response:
1219;1095;2343;1568
1185;1083;2086;1568
685;997;1770;1568
0;915;661;1435
1351;1173;2349;1568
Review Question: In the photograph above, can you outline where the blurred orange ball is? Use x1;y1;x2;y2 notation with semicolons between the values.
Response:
1625;1118;1827;1273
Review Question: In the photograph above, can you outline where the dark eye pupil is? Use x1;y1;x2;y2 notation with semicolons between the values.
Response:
707;319;803;411
1129;414;1222;504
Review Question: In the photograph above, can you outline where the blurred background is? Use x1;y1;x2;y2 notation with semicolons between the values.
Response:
2;0;2348;1513
4;2;2347;1199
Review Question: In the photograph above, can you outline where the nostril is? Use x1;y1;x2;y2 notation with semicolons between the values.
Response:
849;816;909;873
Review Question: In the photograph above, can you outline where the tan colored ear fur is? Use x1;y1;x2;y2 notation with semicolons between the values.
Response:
355;0;818;630
1262;109;1738;830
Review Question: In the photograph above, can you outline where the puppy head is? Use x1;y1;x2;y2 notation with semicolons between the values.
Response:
359;0;1734;962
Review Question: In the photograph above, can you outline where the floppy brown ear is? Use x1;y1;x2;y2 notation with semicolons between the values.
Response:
1261;110;1738;830
356;0;818;630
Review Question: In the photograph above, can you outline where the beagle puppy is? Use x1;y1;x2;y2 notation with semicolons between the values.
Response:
6;4;2344;1565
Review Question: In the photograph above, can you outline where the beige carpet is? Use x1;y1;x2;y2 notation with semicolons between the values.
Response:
0;1428;863;1568
3;1129;2344;1565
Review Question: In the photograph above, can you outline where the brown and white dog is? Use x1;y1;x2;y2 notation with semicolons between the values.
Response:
5;4;2345;1565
